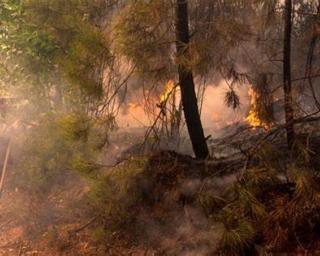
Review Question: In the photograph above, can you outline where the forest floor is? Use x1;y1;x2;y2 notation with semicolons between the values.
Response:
0;128;158;256
1;123;320;255
0;162;163;256
0;138;230;255
0;171;96;255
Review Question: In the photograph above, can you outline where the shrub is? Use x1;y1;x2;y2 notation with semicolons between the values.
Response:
13;112;100;193
89;157;147;239
213;164;320;255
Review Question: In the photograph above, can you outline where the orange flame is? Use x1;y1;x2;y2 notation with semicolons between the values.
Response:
160;80;175;103
246;86;270;130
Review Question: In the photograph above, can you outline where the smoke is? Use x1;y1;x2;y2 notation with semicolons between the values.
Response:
116;80;251;131
201;81;250;129
132;163;238;255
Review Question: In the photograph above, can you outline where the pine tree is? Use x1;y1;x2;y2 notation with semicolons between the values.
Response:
175;0;208;159
283;0;295;148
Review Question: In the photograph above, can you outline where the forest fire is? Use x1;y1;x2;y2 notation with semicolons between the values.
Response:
118;81;180;127
160;80;176;103
246;86;270;130
3;0;320;255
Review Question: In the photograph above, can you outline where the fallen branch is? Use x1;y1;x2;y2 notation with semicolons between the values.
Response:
237;111;320;179
69;216;98;234
249;111;320;155
0;138;11;197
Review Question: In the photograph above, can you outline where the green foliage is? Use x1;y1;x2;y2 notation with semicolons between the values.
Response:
88;158;151;250
69;154;99;177
220;215;256;256
262;167;320;250
89;157;147;237
241;167;278;197
213;173;268;255
0;0;109;110
27;0;110;97
113;0;172;74
57;113;90;142
212;160;320;254
198;192;226;216
15;112;100;193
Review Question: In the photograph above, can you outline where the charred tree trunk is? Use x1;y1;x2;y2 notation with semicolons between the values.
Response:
175;0;209;159
283;0;295;148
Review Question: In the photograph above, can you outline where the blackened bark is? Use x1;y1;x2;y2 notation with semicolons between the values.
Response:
175;0;209;159
283;0;295;148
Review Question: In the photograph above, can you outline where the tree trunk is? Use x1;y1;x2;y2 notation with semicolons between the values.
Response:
283;0;295;148
175;0;209;159
304;0;320;110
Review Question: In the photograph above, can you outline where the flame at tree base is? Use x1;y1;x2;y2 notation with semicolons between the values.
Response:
246;86;271;130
